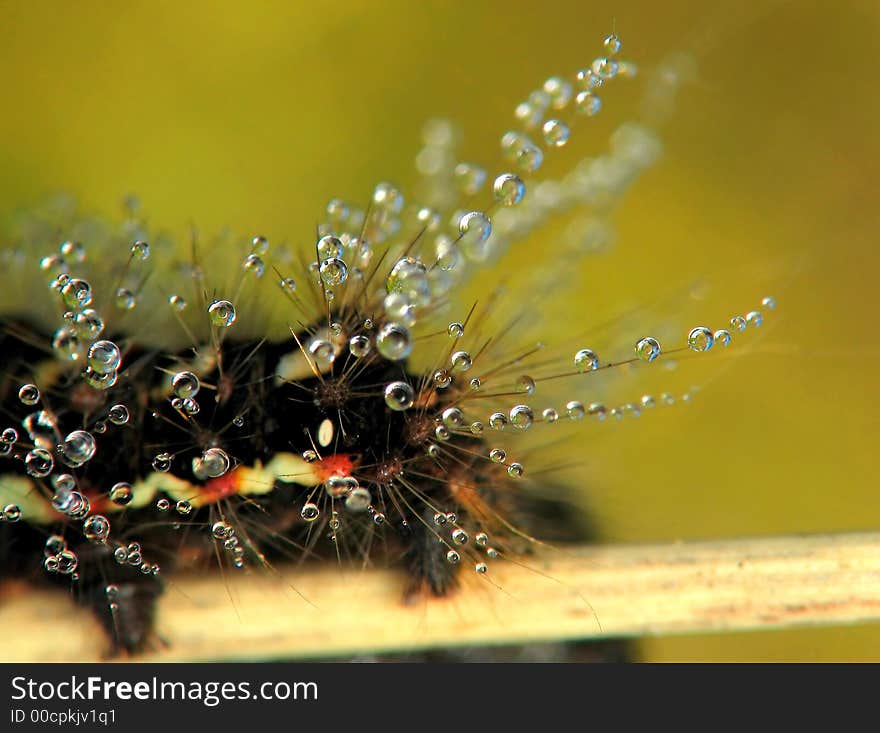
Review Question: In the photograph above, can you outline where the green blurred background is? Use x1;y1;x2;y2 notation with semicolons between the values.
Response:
1;0;877;661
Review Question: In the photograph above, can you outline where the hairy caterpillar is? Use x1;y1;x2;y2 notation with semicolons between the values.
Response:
0;29;775;660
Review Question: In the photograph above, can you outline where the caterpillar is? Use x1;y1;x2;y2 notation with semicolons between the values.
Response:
0;31;775;660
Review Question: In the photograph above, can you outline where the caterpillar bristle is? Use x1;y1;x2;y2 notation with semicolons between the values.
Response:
0;30;777;659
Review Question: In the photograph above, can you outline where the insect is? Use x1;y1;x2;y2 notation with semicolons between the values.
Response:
0;32;773;658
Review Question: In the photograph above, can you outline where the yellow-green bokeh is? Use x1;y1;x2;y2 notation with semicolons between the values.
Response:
1;0;877;661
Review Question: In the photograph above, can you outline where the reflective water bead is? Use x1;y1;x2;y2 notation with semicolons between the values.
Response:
250;235;269;254
301;503;320;521
171;371;200;400
325;475;357;499
490;448;507;463
319;257;348;287
114;287;136;310
243;254;265;278
448;322;464;338
469;421;483;435
317;235;343;260
1;427;17;444
168;294;187;311
302;449;318;462
451;350;472;372
730;315;747;332
603;33;622;55
345;487;372;513
349;334;371;357
542;119;570;148
212;521;232;540
279;277;297;294
746;310;763;328
2;504;21;522
87;340;121;374
486;547;500;560
761;296;776;310
475;562;489;574
109;482;133;506
108;404;130;425
575;68;604;90
375;322;413;361
453;162;487;196
52;327;82;360
372;182;403;214
193;447;231;479
152;452;173;472
542;408;559;423
442;407;465;427
83;515;111;543
588;403;607;420
433;369;452;388
60;278;92;310
60;240;86;262
45;535;66;556
83;367;118;391
591;57;619;79
543;76;573;109
574;90;602;116
635;336;662;362
452;528;469;545
469;378;481;391
384;381;415;411
714;329;732;347
74;309;104;340
18;384;40;406
687;326;714;353
156;498;171;512
493;173;526;207
446;550;461;564
489;412;507;430
57;549;78;574
640;395;656;409
566;401;586;420
516;375;535;395
60;430;97;467
458;210;492;245
130;240;150;260
208;299;237;327
574;348;599;372
176;500;193;516
509;404;534;430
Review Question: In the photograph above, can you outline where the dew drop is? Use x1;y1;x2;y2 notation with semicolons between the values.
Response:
172;371;200;399
542;119;570;147
516;375;535;395
384;381;415;411
208;299;237;327
453;162;487;196
114;287;136;310
59;430;97;467
714;329;732;347
761;296;776;310
301;503;320;522
109;482;133;506
279;277;297;294
447;321;464;338
168;294;187;311
509;405;534;430
490;448;507;463
83;515;110;543
18;384;40;406
176;500;193;516
345;487;372;513
375;322;413;361
3;504;21;522
212;521;232;540
130;240;150;260
730;315;746;332
108;404;130;425
542;408;559;423
566;401;586;420
489;412;507;430
574;348;599;372
1;427;17;444
243;254;265;278
152;452;173;472
603;33;622;55
156;498;170;512
746;310;763;328
192;447;231;480
574;90;602;116
446;549;460;564
451;350;472;372
687;326;714;352
635;336;662;362
319;257;348;286
87;340;122;374
493;173;526;206
588;403;607;420
591;57;619;79
475;562;489;574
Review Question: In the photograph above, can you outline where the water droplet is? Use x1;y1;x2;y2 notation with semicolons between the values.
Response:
130;240;150;260
687;326;714;352
490;448;507;463
73;309;104;340
447;322;464;338
446;549;461;564
115;287;136;310
591;57;619;79
59;430;97;467
3;504;21;522
319;257;348;286
279;277;297;294
250;235;269;254
345;487;372;513
635;336;662;362
574;90;602;116
375;322;412;361
730;315;746;332
761;296;776;310
574;348;599;372
60;240;86;262
243;254;265;278
542;408;559;423
60;278;92;310
208;299;237;327
516;375;535;395
83;515;110;543
458;211;492;261
746;310;763;328
453;162;487;195
168;294;187;311
384;381;415;411
301;503;320;521
451;528;469;545
489;412;507;430
45;535;66;556
509;404;534;430
543;76;573;109
152;452;173;472
542;119;570;147
1;427;17;444
493;173;526;206
576;68;604;90
325;475;358;499
302;449;318;463
475;562;489;574
18;384;40;406
109;482;133;506
714;329;731;347
566;401;586;420
372;512;386;526
172;371;200;399
451;350;472;372
603;33;622;55
475;532;489;547
192;447;231;479
156;498;170;512
87;340;121;374
640;395;656;409
212;521;232;540
57;549;78;574
52;327;82;361
108;404;130;425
